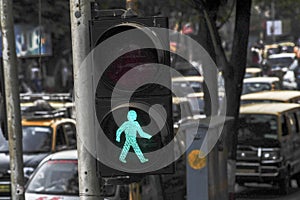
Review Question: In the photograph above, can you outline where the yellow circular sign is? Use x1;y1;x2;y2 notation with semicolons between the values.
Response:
188;149;206;170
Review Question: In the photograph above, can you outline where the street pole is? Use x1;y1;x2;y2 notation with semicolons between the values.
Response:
0;0;25;200
271;0;275;43
70;0;102;199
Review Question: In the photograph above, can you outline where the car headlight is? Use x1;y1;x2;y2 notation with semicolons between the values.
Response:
262;151;280;160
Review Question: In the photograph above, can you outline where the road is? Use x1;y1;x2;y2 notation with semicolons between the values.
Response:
236;182;300;200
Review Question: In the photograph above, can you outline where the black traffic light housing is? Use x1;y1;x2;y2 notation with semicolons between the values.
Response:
90;14;174;177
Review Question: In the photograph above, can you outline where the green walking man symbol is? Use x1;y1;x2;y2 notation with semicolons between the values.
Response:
116;110;152;163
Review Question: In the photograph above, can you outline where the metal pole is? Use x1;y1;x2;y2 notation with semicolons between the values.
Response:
200;8;221;200
0;0;25;200
271;0;275;43
69;0;102;199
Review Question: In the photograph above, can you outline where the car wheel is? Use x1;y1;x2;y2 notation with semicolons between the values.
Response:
279;173;291;195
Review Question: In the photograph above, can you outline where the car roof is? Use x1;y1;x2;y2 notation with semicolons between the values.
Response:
187;92;204;98
21;101;74;109
265;42;295;48
241;90;300;102
172;76;204;82
172;96;189;104
48;149;78;160
243;77;279;83
21;117;75;127
21;118;56;127
245;67;262;73
38;150;78;167
277;41;295;46
268;53;295;59
240;103;300;115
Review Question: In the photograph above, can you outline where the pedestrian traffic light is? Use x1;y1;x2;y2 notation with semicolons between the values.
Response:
89;14;174;177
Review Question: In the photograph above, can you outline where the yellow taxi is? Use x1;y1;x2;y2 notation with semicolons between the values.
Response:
21;114;77;151
0;109;76;199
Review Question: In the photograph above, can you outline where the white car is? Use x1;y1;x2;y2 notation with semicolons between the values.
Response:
264;53;297;89
25;150;127;200
266;52;295;70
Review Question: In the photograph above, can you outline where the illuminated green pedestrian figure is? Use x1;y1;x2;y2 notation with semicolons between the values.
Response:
116;110;152;163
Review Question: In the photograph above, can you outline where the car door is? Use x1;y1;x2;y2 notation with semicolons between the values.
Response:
280;114;293;165
289;110;300;174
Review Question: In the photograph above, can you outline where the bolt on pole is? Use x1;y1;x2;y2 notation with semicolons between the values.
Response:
0;0;25;200
69;0;103;199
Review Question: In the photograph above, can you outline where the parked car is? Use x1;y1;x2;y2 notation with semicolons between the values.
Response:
25;150;128;200
236;103;300;194
241;90;300;104
0;110;76;200
242;77;281;94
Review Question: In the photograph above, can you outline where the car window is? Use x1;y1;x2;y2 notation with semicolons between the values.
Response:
267;57;294;67
242;82;272;94
172;81;203;97
238;114;278;140
56;125;67;150
173;101;193;123
63;123;76;148
26;160;79;195
287;112;298;134
0;126;52;153
281;115;289;137
0;128;8;152
273;81;281;90
292;111;300;135
22;126;52;153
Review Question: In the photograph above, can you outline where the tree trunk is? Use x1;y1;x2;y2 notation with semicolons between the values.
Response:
226;0;252;162
193;1;252;199
224;0;252;199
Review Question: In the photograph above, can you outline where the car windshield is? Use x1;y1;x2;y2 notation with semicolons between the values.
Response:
241;99;283;105
0;126;52;153
26;160;79;195
22;126;52;153
238;114;278;141
172;81;203;97
0;128;8;152
242;82;272;94
267;57;294;67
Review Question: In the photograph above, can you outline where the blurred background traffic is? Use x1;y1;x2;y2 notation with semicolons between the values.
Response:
3;0;300;200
